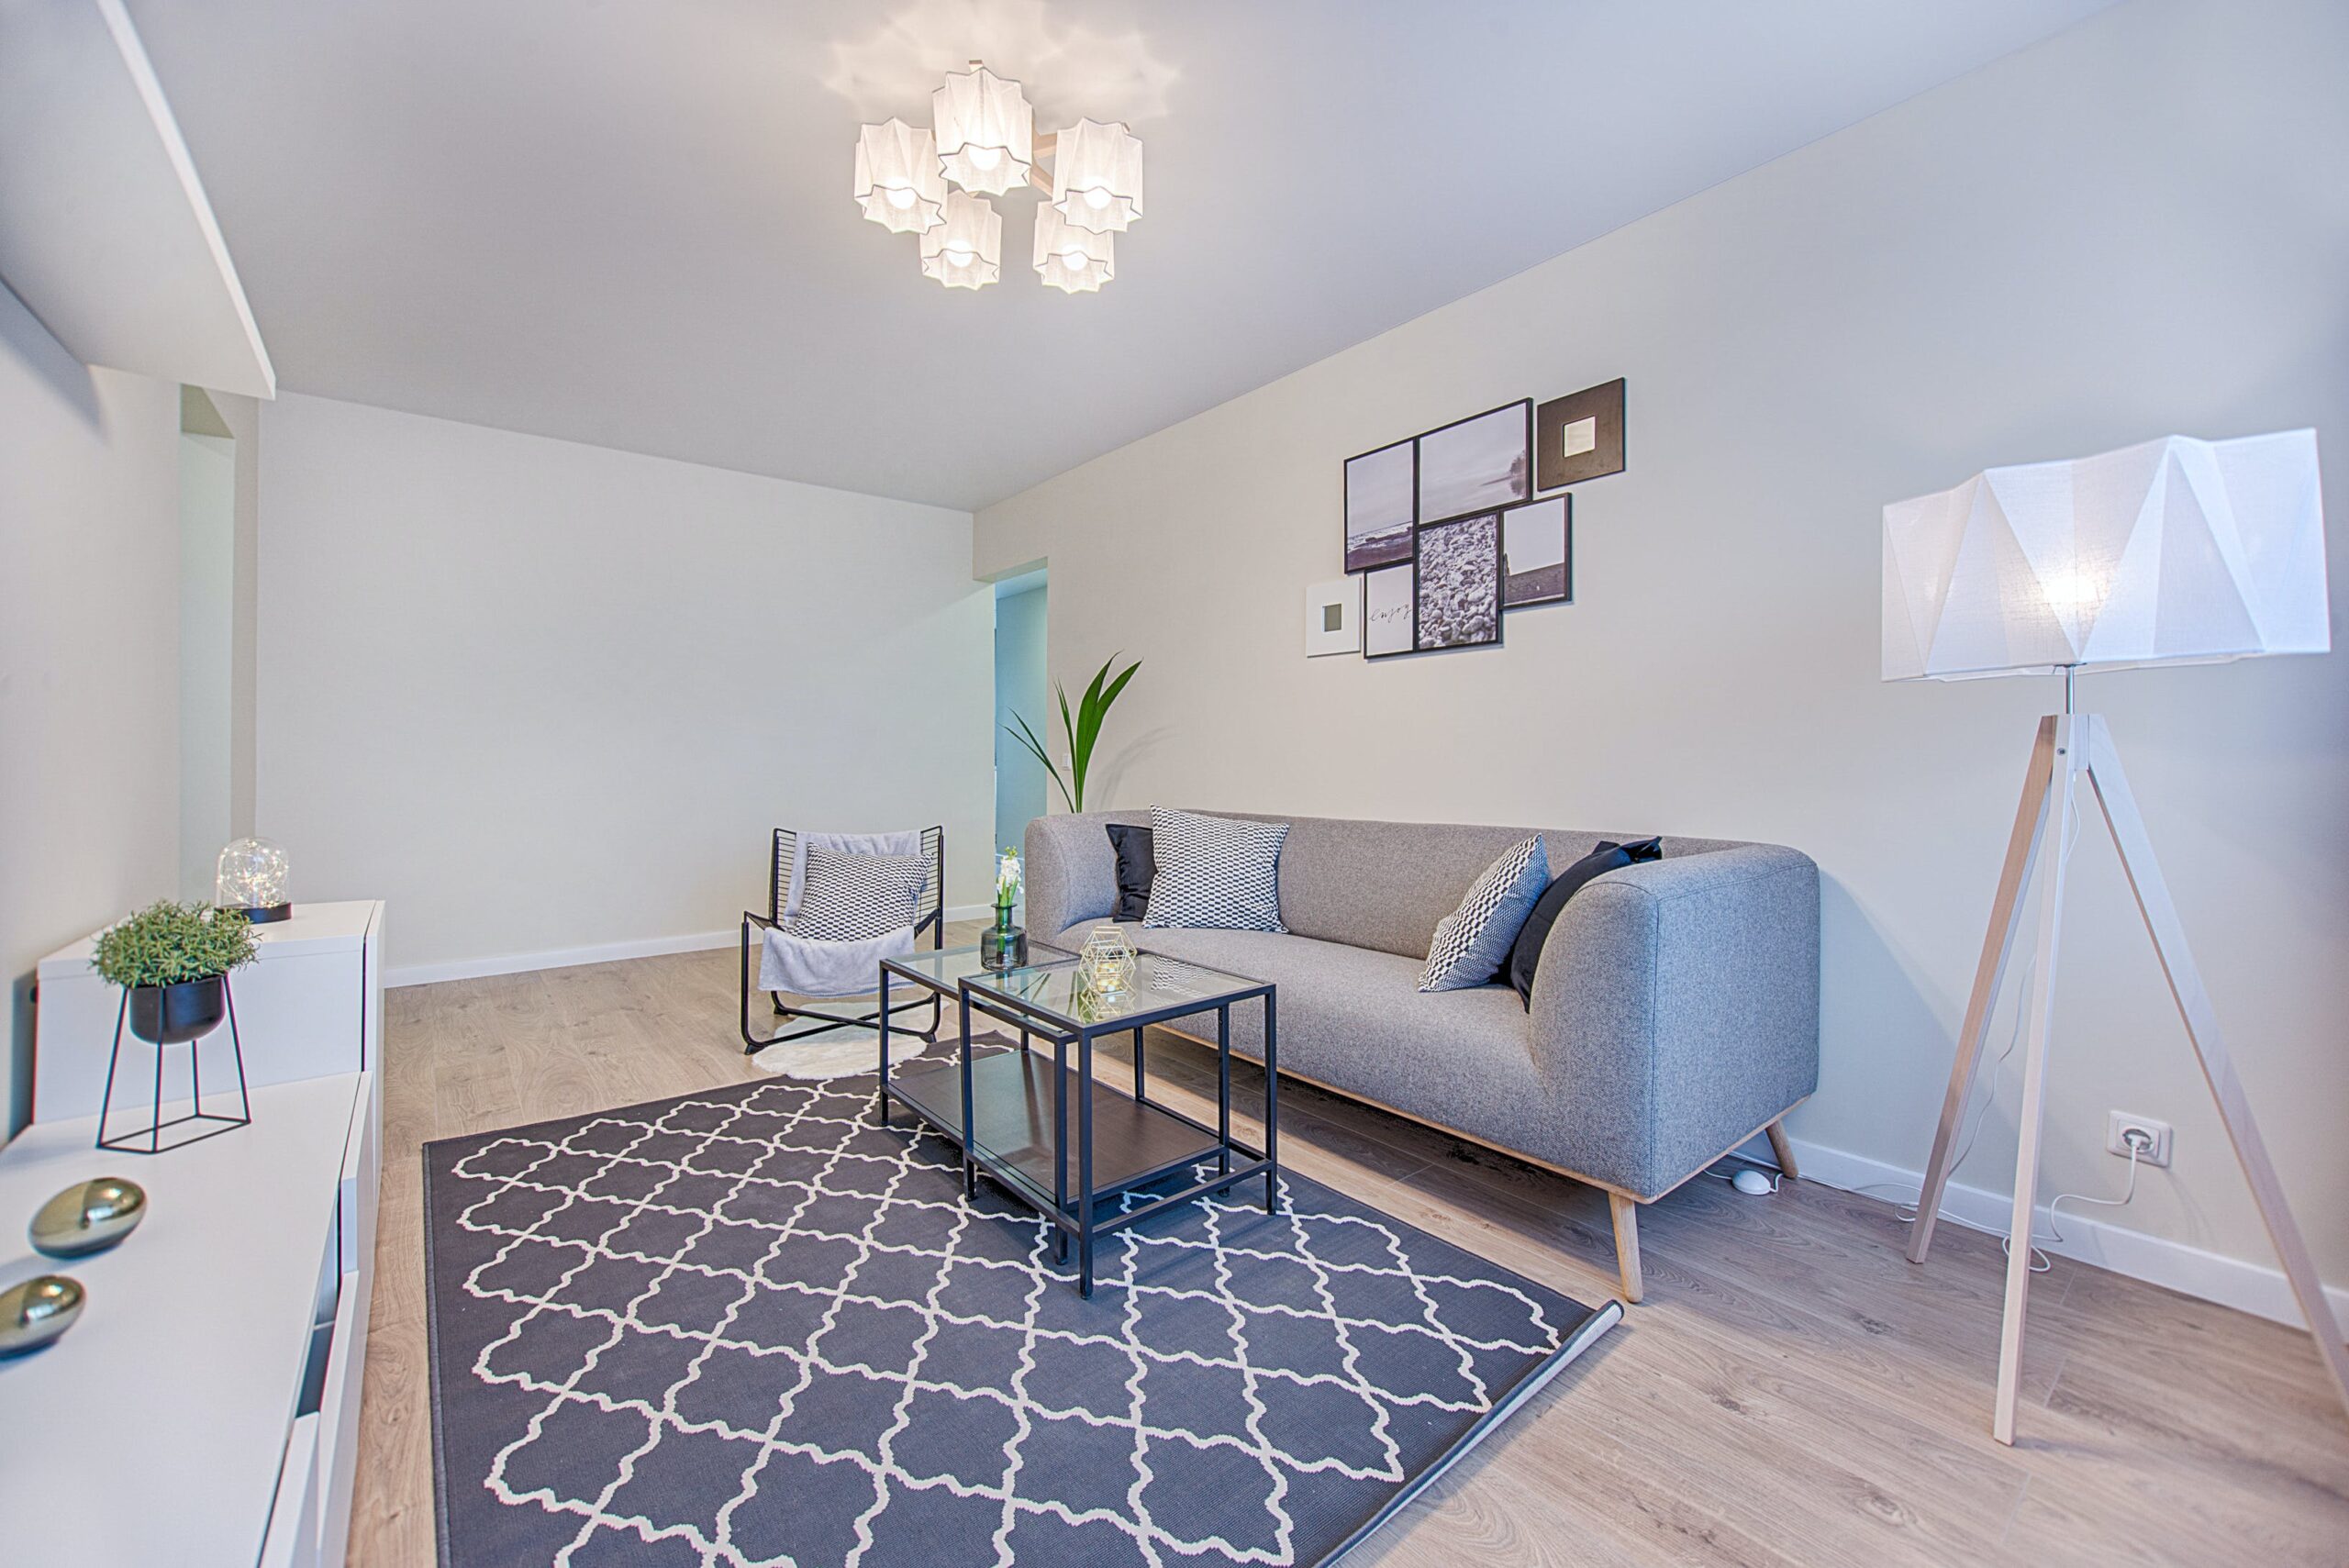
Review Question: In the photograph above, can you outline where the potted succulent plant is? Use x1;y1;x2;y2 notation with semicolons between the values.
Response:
90;901;259;1044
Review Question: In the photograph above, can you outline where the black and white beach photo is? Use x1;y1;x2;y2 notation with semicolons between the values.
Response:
1344;439;1416;572
1414;513;1503;651
1502;494;1570;606
1416;400;1531;524
1363;562;1414;658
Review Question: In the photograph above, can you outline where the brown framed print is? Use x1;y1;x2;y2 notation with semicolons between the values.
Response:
1500;493;1571;607
1536;378;1625;489
1413;512;1503;652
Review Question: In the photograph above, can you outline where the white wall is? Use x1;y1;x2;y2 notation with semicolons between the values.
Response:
213;389;262;841
994;582;1050;862
0;283;183;1137
178;430;235;898
257;393;994;982
975;0;2349;1317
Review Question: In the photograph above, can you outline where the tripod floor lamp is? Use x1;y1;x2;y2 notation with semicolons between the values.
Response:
1882;428;2342;1447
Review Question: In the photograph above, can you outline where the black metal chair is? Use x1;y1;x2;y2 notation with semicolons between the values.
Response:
738;826;945;1054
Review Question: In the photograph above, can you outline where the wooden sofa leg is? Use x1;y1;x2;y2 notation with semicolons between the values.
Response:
1608;1193;1645;1304
1765;1118;1800;1182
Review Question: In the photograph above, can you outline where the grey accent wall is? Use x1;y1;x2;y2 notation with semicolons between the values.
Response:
974;0;2349;1289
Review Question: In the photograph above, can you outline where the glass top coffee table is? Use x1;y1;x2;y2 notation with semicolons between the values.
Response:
876;945;1279;1296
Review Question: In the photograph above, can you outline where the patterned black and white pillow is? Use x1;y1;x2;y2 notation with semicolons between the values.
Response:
1141;807;1290;932
1419;835;1549;992
795;847;930;941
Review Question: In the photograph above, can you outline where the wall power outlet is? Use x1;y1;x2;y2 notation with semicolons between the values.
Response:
2107;1110;2173;1167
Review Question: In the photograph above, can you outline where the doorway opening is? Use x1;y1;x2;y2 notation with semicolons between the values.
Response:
993;568;1049;875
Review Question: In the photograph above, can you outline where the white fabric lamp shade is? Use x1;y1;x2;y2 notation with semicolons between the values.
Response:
852;119;946;234
1033;204;1114;293
932;64;1032;195
919;192;1001;288
1882;429;2329;681
1050;117;1144;234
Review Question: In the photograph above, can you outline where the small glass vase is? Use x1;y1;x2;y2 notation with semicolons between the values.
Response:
980;906;1028;971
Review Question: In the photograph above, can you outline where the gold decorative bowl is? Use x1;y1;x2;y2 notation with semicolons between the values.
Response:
0;1275;85;1356
30;1177;147;1259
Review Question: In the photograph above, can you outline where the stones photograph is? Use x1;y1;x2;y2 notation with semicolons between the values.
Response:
1415;513;1501;651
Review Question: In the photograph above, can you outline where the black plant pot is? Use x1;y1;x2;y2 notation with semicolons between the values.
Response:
127;976;227;1045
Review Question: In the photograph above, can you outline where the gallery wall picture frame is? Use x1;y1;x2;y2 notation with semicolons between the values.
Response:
1500;493;1572;607
1304;576;1362;656
1536;377;1625;490
1362;562;1415;659
1414;399;1532;527
1413;511;1505;653
1343;438;1417;573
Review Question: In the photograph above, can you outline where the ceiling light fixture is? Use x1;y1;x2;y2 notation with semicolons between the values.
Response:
932;61;1032;196
1050;117;1144;233
852;59;1143;293
1033;204;1113;294
852;119;947;235
919;191;1002;289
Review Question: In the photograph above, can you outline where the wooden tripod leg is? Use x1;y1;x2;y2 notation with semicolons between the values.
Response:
1911;717;2061;1264
2085;717;2349;1429
1995;714;2080;1446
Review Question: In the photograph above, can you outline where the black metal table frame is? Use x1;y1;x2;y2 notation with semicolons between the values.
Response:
900;961;1279;1297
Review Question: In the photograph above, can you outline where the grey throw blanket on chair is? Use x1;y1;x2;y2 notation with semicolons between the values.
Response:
757;828;924;999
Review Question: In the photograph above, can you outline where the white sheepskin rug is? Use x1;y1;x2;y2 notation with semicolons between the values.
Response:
748;1028;923;1081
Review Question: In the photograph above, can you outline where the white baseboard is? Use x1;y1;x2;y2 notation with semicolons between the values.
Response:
387;929;736;988
388;906;1002;988
1776;1133;2349;1335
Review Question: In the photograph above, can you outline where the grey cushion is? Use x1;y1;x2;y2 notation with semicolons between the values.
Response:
1419;835;1547;992
1141;807;1289;932
796;847;927;941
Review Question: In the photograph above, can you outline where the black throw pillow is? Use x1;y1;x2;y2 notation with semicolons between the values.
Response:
1106;824;1155;923
1507;838;1663;1009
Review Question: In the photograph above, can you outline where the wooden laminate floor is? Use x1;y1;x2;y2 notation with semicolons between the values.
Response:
352;929;2349;1567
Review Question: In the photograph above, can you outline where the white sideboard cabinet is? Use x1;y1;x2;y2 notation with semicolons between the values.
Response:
1;899;385;1567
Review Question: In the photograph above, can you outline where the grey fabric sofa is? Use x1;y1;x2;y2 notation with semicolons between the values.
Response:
1023;809;1820;1302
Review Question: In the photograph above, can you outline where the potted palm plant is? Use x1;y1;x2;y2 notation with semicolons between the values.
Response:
90;901;259;1044
1006;653;1141;815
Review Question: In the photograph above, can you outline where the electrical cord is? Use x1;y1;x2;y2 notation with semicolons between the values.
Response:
1851;764;2147;1269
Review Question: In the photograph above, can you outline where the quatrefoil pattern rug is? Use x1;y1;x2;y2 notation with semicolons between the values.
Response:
423;1069;1618;1568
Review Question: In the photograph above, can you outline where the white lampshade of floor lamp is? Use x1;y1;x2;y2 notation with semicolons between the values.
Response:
1883;428;2327;683
1884;428;2343;1448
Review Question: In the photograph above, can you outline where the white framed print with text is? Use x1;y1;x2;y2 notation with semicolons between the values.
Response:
1304;576;1361;657
1363;562;1414;659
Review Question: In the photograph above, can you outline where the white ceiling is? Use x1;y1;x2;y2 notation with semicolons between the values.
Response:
125;0;2111;512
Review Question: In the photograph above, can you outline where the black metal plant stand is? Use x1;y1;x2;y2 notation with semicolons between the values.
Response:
96;975;253;1155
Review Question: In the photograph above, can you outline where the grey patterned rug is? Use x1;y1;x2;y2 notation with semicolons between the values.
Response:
423;1063;1620;1568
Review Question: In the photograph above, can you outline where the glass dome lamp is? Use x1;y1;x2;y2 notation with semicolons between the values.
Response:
919;192;1002;288
1050;117;1144;234
216;837;293;923
1033;205;1113;294
852;118;947;234
932;61;1032;195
